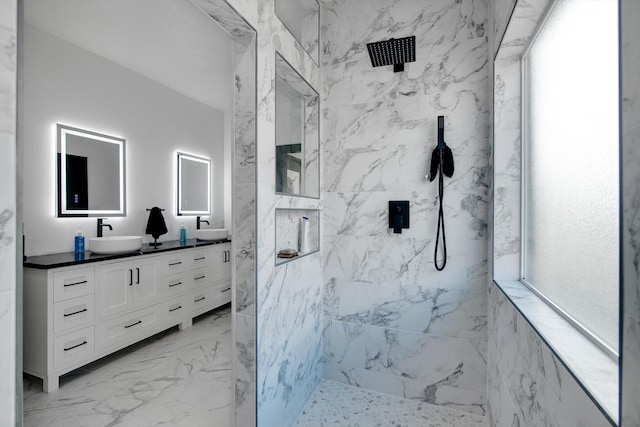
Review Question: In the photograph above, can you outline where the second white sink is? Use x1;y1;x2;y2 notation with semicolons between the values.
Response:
89;236;142;254
196;229;229;241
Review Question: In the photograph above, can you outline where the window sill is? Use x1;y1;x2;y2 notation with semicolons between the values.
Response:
494;280;618;424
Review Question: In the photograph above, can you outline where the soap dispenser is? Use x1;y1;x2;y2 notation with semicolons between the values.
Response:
180;225;187;245
74;229;85;254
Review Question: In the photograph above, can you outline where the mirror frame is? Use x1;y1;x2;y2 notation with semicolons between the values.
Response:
177;152;211;216
57;123;126;217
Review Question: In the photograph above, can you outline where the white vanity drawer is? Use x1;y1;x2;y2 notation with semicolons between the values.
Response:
159;272;187;299
211;280;232;301
162;295;189;323
98;305;160;350
160;253;189;275
53;267;95;302
190;266;213;290
190;288;213;315
190;248;210;268
53;326;95;370
53;295;95;334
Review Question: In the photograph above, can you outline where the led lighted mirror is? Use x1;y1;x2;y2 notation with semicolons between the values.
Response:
57;123;126;217
177;152;211;216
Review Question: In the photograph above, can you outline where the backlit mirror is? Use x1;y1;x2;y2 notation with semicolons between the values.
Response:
177;152;211;215
275;53;319;198
57;123;125;217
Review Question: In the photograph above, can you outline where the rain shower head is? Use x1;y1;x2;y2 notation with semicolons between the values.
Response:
366;36;415;72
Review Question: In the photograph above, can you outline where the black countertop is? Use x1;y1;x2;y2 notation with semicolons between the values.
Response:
24;238;231;269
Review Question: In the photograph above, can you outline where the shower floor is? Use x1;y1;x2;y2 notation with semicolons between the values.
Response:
294;380;487;427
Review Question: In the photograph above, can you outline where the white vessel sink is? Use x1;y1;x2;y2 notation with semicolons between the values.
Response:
196;228;229;241
89;236;142;254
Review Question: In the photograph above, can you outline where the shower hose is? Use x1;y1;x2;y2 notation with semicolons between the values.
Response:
434;149;447;271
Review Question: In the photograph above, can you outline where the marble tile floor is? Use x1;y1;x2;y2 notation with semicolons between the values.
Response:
294;380;487;427
23;305;233;427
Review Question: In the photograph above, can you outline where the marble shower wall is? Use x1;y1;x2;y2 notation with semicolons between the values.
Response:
621;0;640;424
0;0;18;424
321;0;490;416
487;283;613;426
254;1;323;427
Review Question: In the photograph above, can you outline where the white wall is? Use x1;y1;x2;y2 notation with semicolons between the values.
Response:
23;24;227;255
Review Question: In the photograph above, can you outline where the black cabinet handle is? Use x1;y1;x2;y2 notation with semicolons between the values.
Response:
63;308;88;317
63;341;87;352
124;320;142;329
168;281;182;288
169;305;182;312
194;275;206;281
168;261;182;266
194;296;206;303
194;256;205;261
136;267;140;284
64;280;88;287
129;269;133;286
222;287;231;293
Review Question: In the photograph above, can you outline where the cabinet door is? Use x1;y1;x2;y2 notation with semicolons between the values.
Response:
97;262;133;318
132;259;159;310
210;244;231;283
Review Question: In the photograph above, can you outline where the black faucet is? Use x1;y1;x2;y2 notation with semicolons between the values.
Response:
97;218;113;237
196;216;209;230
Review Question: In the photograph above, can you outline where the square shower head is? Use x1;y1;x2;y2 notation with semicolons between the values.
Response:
366;36;415;72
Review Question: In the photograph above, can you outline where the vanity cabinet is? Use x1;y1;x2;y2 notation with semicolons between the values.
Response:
97;258;159;318
23;242;231;392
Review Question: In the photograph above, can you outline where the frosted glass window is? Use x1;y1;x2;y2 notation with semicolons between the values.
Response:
523;0;619;353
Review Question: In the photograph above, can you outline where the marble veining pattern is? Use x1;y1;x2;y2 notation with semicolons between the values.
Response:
23;307;233;427
293;380;487;427
322;0;490;417
254;0;323;425
488;282;614;427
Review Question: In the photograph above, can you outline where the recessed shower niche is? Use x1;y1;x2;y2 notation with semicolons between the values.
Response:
275;208;319;265
274;0;319;63
275;53;319;198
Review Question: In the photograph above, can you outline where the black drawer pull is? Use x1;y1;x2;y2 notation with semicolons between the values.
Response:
136;267;140;284
168;261;182;266
194;256;206;261
194;296;206;303
64;280;87;287
124;320;142;329
169;305;182;312
63;308;88;317
64;341;87;352
221;287;231;293
129;269;133;286
168;281;182;288
194;275;206;281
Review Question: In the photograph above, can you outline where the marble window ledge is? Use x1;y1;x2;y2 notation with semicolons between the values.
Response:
494;280;618;424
